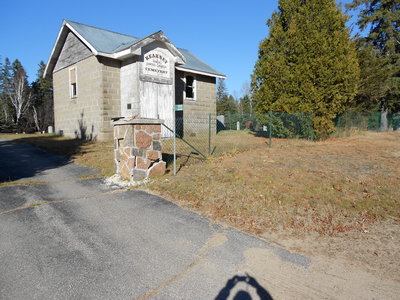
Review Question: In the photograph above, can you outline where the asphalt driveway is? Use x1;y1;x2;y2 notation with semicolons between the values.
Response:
1;140;397;299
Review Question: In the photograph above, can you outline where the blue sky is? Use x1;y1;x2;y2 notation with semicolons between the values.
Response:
0;0;355;96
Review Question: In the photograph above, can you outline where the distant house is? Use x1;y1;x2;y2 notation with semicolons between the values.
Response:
44;20;225;141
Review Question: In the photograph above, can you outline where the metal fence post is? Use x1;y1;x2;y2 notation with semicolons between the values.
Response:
208;113;211;156
310;113;315;141
269;111;272;147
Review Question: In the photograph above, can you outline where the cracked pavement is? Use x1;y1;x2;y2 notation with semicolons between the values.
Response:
1;140;398;299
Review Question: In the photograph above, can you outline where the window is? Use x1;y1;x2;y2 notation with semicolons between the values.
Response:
185;75;196;100
69;67;77;98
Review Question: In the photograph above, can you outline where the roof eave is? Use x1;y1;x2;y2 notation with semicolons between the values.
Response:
43;20;68;78
129;31;186;64
43;20;99;78
176;66;226;79
44;21;223;80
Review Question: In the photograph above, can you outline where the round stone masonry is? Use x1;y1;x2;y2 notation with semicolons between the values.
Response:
112;118;166;181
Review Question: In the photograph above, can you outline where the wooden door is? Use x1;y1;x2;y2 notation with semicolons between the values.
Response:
140;81;174;138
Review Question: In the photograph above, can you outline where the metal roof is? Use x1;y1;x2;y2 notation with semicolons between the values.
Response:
65;20;225;78
177;48;224;77
66;20;139;53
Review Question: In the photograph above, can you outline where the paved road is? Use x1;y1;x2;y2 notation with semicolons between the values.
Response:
1;140;398;299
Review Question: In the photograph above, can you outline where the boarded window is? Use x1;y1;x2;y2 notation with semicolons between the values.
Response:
70;68;77;98
185;75;195;99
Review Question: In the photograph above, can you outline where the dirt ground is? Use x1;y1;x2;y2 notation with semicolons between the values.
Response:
2;131;399;290
150;131;400;283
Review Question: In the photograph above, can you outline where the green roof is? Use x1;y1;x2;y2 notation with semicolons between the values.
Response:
65;20;224;77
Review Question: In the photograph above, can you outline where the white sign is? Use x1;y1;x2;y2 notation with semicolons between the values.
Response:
143;50;170;78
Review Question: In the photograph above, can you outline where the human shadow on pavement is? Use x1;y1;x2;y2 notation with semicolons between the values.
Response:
215;273;273;300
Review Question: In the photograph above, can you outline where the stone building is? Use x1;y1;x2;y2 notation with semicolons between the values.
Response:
44;20;225;141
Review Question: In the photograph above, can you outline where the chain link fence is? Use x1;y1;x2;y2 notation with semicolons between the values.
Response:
334;111;400;135
161;111;399;174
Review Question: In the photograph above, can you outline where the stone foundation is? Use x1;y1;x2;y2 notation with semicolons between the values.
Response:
112;118;166;181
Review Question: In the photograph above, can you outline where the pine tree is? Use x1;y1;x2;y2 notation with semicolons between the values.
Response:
239;81;253;115
216;78;228;103
31;61;54;131
216;78;230;115
251;0;360;138
0;58;13;126
353;41;391;111
0;57;4;124
217;94;237;115
347;0;400;130
239;94;253;115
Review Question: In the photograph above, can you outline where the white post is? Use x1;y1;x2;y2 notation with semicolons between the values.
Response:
236;121;240;131
173;110;177;176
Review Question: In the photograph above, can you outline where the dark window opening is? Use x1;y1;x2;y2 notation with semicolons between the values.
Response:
71;83;77;98
127;103;132;109
185;75;194;99
70;68;77;98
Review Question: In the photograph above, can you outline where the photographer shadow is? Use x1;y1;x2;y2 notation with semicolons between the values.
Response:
215;273;273;300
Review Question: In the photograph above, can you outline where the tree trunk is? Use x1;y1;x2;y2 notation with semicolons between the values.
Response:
2;106;8;123
380;102;388;132
32;106;40;132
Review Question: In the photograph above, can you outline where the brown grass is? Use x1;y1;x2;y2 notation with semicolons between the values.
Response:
149;131;400;236
0;180;47;187
161;130;270;173
0;133;115;177
2;131;399;279
2;131;399;237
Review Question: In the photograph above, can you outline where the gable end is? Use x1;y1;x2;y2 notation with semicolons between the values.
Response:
54;32;93;73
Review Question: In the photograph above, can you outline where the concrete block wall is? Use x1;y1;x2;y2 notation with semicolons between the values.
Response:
53;56;121;141
53;55;104;140
53;51;217;142
182;73;217;137
98;57;121;141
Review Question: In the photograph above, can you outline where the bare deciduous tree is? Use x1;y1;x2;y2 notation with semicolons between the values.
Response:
7;73;31;125
32;106;40;132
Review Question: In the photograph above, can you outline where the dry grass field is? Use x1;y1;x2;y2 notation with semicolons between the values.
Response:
2;130;399;279
150;131;400;280
154;131;399;235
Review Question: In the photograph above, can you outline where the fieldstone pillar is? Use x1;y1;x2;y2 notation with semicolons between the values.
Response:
112;118;166;181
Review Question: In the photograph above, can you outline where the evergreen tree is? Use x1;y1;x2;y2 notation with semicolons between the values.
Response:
239;81;253;115
31;61;53;131
217;94;238;115
216;78;231;115
216;78;228;103
226;95;238;114
0;57;4;124
213;78;241;115
251;0;359;138
0;58;13;126
239;94;253;115
353;41;392;111
347;0;400;130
